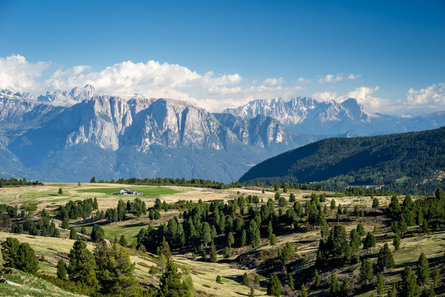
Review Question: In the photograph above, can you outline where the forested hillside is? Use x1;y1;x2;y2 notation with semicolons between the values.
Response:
239;127;445;193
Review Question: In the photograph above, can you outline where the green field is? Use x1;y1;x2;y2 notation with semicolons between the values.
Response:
77;186;181;196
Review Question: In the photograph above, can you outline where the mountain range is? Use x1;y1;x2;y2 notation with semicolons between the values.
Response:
1;85;444;182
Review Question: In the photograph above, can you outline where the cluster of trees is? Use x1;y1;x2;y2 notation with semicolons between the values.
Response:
1;237;39;274
389;189;445;235
93;176;238;189
0;178;43;187
137;194;300;263
58;198;98;222
12;209;60;237
344;186;393;196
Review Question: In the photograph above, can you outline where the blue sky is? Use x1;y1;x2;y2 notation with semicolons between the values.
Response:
0;0;444;114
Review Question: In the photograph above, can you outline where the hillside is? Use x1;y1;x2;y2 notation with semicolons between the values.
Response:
239;127;445;193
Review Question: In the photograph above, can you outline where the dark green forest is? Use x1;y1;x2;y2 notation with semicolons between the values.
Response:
239;127;445;194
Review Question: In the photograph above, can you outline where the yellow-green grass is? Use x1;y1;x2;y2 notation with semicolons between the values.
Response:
0;183;189;211
0;268;85;297
0;231;265;296
76;186;181;196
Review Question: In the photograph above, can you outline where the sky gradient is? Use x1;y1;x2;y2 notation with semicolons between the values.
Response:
0;0;444;114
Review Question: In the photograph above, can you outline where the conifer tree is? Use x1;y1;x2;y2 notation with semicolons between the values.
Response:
69;228;77;240
363;232;376;250
360;259;373;285
16;242;39;274
227;231;234;249
267;275;282;297
289;275;294;290
393;234;400;251
377;243;394;271
341;276;350;293
95;242;137;296
417;253;430;286
67;240;98;288
57;259;67;280
242;272;250;286
329;273;340;295
298;284;308;297
240;229;247;246
314;269;320;288
119;234;128;247
357;223;365;236
249;286;255;297
376;274;384;295
159;259;194;297
210;241;217;263
400;267;420;297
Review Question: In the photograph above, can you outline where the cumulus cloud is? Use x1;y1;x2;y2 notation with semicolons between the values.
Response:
407;83;445;106
263;77;284;86
318;73;360;83
0;55;49;92
0;55;309;112
313;86;396;114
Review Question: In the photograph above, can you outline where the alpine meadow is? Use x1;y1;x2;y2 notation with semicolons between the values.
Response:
0;1;444;297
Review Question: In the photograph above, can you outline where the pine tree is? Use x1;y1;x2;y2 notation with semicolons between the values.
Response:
400;267;420;297
376;274;384;295
68;228;77;240
91;225;104;242
432;266;439;288
393;234;400;251
202;222;212;247
267;275;282;297
95;242;138;296
350;229;361;253
341;276;350;293
363;232;376;250
372;197;380;208
360;259;373;284
357;223;365;236
249;220;261;248
57;259;67;280
240;229;247;246
119;234;128;247
16;242;39;274
314;269;320;288
377;243;394;271
242;272;250;286
58;188;63;195
330;273;340;295
298;284;308;297
216;275;222;283
61;217;69;229
68;240;98;288
249;286;255;297
227;231;234;249
417;253;430;286
210;241;217;263
160;237;172;259
289;275;294;290
159;259;194;297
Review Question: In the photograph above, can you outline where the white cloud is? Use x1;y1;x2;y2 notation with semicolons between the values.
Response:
263;77;284;86
319;73;360;83
297;77;310;84
0;55;49;92
407;83;445;106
